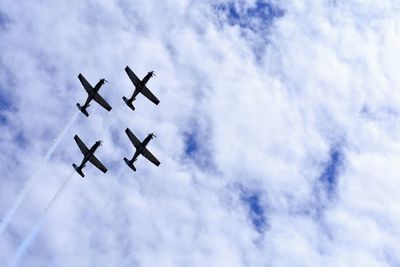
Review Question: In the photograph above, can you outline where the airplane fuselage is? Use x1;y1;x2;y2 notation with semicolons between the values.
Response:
130;134;153;162
81;80;105;109
129;72;153;101
123;129;159;172
77;142;101;169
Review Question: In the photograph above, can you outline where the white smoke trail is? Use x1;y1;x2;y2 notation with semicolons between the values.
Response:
8;170;74;267
79;164;125;230
8;106;120;265
0;111;79;237
42;111;79;169
90;164;125;215
43;170;73;213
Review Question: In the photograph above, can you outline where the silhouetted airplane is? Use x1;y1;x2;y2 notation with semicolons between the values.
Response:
77;73;112;116
122;66;160;111
72;135;107;177
124;128;160;171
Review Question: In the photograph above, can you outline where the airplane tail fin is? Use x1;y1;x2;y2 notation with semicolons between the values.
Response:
77;103;89;117
124;157;136;172
72;163;85;177
122;96;135;111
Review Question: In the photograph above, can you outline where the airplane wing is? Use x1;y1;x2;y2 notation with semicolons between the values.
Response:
78;73;93;93
93;93;112;111
125;66;141;86
125;128;141;147
141;147;160;166
141;86;160;105
74;135;89;154
88;154;107;173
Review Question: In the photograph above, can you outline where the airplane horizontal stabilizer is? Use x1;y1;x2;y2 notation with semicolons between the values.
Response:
124;158;136;172
73;163;85;177
77;103;89;117
122;96;135;111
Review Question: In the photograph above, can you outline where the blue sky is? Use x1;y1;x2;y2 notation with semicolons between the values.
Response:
239;185;268;234
318;147;343;198
216;0;284;30
1;0;400;266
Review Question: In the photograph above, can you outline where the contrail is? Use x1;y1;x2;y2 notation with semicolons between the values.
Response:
7;217;44;267
7;107;118;264
44;170;73;213
0;111;78;237
98;164;125;208
8;171;74;267
80;164;125;227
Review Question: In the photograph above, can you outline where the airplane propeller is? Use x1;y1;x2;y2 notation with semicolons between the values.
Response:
150;71;156;77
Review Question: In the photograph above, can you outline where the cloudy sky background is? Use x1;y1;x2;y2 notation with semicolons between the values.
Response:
1;0;400;266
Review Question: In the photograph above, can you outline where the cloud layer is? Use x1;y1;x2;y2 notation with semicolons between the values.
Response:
1;0;400;266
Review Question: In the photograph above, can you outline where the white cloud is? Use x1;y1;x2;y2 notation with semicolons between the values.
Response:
0;0;400;266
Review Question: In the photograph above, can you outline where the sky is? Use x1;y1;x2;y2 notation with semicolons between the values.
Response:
0;0;400;266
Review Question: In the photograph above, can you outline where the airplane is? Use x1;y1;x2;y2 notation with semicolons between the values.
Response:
77;73;112;117
122;66;160;111
72;134;108;177
123;128;160;171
